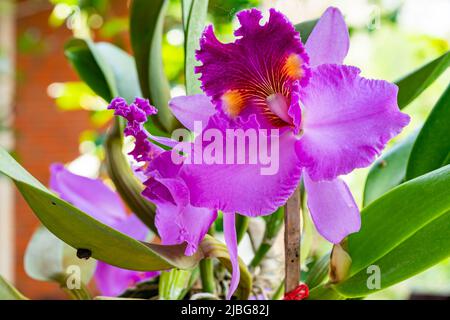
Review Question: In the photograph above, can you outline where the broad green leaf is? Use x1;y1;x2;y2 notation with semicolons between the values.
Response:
184;0;209;95
294;19;318;43
332;165;450;297
25;226;96;284
65;38;116;102
0;276;28;300
406;85;450;180
95;42;142;103
130;0;176;132
307;284;345;300
65;39;141;104
0;147;201;272
335;211;450;297
396;51;450;109
305;254;330;289
363;132;417;206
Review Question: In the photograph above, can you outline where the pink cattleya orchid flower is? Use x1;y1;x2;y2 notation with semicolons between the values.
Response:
50;164;159;297
108;7;409;299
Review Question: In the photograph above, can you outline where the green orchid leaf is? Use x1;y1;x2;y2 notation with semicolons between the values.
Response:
406;85;450;180
64;38;115;102
307;284;345;300
396;51;450;109
130;0;176;132
95;42;142;103
65;38;141;104
24;226;96;284
335;211;450;297
363;132;418;206
0;276;28;300
305;254;330;289
184;0;209;95
332;165;450;297
0;147;202;272
294;19;318;43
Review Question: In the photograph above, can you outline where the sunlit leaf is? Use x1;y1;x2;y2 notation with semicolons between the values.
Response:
65;38;141;104
184;0;209;95
65;38;115;102
396;51;450;109
130;0;177;132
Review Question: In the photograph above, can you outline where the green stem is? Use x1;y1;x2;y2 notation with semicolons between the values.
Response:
249;207;284;268
249;243;272;268
105;118;158;234
272;281;285;300
199;258;215;294
199;226;216;294
236;214;249;244
57;274;91;300
200;235;252;300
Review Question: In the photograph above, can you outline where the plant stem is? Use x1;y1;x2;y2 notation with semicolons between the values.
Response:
272;280;285;300
105;119;158;234
199;258;215;294
235;214;249;244
58;274;91;300
249;243;271;268
284;186;301;294
199;226;216;294
249;207;284;268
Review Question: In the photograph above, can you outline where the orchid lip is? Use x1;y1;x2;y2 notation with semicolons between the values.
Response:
266;93;292;124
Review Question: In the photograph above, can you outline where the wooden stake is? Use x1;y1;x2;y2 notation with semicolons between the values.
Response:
284;186;301;294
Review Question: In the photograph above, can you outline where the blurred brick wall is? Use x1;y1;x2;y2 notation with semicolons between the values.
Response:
14;7;92;299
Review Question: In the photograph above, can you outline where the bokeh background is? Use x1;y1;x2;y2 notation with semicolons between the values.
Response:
0;0;448;299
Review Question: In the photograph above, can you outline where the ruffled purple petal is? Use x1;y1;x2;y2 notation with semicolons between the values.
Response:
143;151;217;255
296;64;410;181
155;202;217;256
169;94;216;130
49;163;127;226
305;7;349;67
108;97;161;163
223;212;239;300
196;9;310;126
180;113;302;216
304;171;361;243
